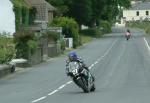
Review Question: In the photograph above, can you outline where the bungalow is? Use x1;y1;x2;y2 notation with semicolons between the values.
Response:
123;2;150;22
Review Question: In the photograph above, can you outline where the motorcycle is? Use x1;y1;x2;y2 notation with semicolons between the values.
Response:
67;61;95;93
125;32;131;40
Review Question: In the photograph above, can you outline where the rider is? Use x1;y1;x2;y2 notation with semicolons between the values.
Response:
126;29;131;36
66;51;89;76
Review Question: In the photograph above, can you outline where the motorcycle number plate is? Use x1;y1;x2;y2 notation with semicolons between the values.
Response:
72;69;78;75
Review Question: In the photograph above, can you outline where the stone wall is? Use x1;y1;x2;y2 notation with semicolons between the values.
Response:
0;65;11;78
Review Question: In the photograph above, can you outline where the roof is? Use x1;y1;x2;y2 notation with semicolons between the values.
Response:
130;2;150;10
11;0;31;8
25;0;44;5
45;2;56;11
24;0;56;11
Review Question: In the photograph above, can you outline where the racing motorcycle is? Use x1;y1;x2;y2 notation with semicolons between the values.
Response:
67;61;95;93
125;32;131;40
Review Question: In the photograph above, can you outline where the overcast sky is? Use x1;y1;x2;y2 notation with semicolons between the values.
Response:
0;0;15;34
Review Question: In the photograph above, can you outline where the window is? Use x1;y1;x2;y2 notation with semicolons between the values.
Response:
146;11;149;16
136;11;139;16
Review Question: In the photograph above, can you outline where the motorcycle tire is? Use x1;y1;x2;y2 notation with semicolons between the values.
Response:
90;84;95;92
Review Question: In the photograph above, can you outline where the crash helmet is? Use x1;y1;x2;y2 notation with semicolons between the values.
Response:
68;51;77;60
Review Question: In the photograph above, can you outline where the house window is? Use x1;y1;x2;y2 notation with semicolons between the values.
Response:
136;11;139;16
146;11;149;16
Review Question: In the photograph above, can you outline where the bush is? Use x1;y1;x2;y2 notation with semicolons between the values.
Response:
46;31;60;42
98;20;112;33
80;28;103;38
0;33;16;64
60;39;66;51
126;21;150;35
14;30;38;59
49;17;79;48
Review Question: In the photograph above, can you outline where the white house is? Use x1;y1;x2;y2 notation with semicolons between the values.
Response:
123;2;150;22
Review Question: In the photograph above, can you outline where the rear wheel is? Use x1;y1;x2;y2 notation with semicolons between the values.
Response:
90;84;95;92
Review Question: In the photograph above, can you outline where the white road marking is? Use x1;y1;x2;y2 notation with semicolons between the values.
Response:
66;81;72;84
144;37;150;51
91;64;94;67
48;90;58;96
94;61;98;65
58;85;66;90
32;96;47;103
89;66;92;70
31;39;118;103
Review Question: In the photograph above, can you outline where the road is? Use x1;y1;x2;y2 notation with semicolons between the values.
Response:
1;27;150;103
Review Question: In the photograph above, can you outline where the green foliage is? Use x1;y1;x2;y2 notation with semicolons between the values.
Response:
29;7;37;25
60;39;66;51
99;20;112;33
67;0;92;26
126;21;150;29
46;0;69;15
80;35;93;44
127;21;150;35
64;0;130;27
46;31;60;42
0;33;16;64
11;0;30;8
80;28;103;38
14;30;38;59
49;17;79;48
12;0;37;30
46;0;131;28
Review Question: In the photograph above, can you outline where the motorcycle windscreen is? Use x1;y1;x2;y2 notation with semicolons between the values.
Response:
68;62;80;73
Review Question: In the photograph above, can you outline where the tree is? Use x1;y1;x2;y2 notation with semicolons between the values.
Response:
89;0;131;26
46;0;131;28
46;0;68;15
65;0;92;28
49;17;79;48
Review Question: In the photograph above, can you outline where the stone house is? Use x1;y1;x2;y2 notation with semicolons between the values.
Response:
123;2;150;22
25;0;56;28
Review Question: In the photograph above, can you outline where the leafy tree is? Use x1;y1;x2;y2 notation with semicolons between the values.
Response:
49;17;79;48
46;0;68;15
66;0;92;28
46;0;131;28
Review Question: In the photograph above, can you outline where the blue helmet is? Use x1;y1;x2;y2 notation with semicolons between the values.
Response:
68;51;77;59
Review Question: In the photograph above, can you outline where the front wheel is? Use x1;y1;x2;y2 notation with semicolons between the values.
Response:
81;77;89;93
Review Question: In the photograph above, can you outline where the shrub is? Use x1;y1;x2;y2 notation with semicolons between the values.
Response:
46;31;60;42
98;20;112;33
126;21;150;35
14;30;38;59
0;33;16;64
80;28;103;38
49;17;79;48
60;39;66;51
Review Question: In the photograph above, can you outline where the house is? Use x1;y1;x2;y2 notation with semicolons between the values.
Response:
25;0;56;29
123;2;150;22
11;0;56;30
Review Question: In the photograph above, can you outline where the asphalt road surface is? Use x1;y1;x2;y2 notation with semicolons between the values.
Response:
0;27;150;103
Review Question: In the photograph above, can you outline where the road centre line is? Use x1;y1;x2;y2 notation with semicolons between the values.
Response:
58;84;66;90
144;37;150;52
32;96;47;103
48;90;58;96
66;81;73;84
31;39;118;103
